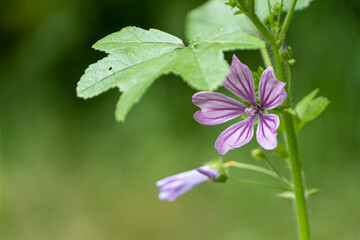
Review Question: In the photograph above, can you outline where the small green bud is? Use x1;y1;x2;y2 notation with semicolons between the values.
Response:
277;191;294;199
280;45;292;61
307;188;319;197
288;59;296;65
251;148;266;161
273;3;281;13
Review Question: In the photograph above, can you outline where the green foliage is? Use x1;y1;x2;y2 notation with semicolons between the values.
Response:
185;0;254;41
294;89;330;132
77;0;315;121
77;27;264;121
185;0;313;41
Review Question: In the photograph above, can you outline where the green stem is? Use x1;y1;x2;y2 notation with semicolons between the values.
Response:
225;161;292;188
270;37;311;240
242;8;286;85
237;2;311;238
229;176;290;191
279;0;298;42
286;62;292;105
267;0;275;30
272;44;287;84
281;111;311;240
260;47;272;68
276;0;284;36
245;11;276;46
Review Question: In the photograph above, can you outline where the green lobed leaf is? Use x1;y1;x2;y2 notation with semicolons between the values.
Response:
189;27;265;51
77;26;265;121
294;89;330;132
93;27;184;54
185;0;313;41
185;0;254;41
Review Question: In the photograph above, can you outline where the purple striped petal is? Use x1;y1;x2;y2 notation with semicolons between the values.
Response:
258;67;287;110
215;115;255;155
192;91;246;125
156;165;218;201
196;168;219;181
256;113;280;150
223;55;257;106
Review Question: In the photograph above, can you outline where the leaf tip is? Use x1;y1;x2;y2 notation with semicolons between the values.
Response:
115;113;126;122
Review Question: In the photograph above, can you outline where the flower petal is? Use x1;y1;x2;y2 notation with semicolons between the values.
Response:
258;67;287;110
192;91;246;125
156;165;217;201
223;55;257;106
215;115;255;155
256;113;280;150
196;168;219;181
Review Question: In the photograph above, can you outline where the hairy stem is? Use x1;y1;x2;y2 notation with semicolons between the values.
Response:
267;0;275;30
242;8;287;88
245;11;276;46
281;112;311;240
242;1;311;238
270;35;311;240
279;0;298;41
286;62;292;105
276;0;284;36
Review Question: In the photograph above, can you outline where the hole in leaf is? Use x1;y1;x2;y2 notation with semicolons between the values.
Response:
108;65;113;71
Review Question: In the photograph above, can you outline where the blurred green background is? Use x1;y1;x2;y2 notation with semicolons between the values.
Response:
1;0;359;239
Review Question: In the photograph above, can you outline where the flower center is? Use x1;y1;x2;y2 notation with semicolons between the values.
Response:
245;106;262;116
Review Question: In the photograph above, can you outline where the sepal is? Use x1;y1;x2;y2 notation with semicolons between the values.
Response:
208;159;228;183
280;45;292;61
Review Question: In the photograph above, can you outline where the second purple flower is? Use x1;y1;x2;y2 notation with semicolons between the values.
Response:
192;55;287;155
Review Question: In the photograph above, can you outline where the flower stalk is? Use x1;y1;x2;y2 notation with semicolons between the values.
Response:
228;176;290;191
225;161;292;188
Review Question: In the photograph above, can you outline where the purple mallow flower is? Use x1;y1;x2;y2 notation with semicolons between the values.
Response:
192;54;287;155
156;166;219;201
